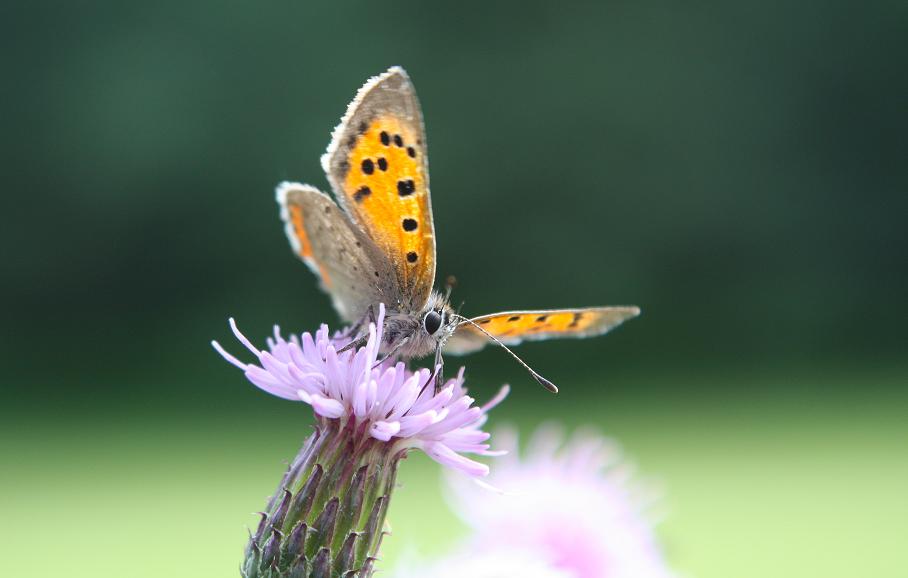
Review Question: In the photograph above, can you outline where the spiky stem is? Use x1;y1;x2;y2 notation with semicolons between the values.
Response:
242;419;403;578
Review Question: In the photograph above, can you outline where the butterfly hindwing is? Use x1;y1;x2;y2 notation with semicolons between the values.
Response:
444;306;641;355
277;182;398;323
321;67;435;312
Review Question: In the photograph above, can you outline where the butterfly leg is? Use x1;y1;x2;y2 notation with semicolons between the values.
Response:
416;347;446;394
432;346;445;392
337;332;369;354
372;335;411;369
338;306;378;353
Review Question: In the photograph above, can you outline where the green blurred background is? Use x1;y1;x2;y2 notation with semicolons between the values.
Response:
2;1;906;577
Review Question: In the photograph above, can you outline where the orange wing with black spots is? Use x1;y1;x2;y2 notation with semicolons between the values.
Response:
321;67;435;312
276;182;398;324
444;306;641;355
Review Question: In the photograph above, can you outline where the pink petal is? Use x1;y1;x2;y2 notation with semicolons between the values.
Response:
397;410;439;437
370;420;401;442
482;385;511;412
310;393;345;418
229;318;260;356
423;441;489;477
211;340;247;371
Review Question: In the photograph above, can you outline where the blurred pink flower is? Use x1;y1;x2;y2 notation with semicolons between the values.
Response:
212;304;508;478
439;426;676;578
394;547;575;578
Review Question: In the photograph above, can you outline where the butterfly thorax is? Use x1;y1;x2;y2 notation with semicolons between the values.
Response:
380;291;456;359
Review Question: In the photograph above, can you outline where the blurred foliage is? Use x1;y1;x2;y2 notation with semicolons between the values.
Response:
3;0;906;395
1;1;906;577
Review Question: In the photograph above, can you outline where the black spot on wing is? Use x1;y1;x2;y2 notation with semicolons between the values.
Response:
406;251;418;263
402;218;418;231
507;316;521;322
354;186;371;202
361;159;374;174
377;157;388;171
380;131;390;146
397;179;415;196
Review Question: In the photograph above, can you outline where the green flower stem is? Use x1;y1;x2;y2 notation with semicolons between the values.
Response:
243;419;403;578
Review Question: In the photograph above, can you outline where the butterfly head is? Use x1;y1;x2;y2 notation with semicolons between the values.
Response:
420;291;458;343
379;292;456;359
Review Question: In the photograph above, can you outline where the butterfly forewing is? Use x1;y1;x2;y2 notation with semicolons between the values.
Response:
321;67;435;312
277;182;398;323
444;306;641;355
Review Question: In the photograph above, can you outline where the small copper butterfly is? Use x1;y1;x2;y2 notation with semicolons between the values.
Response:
276;67;639;392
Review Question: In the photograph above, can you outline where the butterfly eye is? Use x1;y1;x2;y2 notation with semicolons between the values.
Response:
423;310;442;335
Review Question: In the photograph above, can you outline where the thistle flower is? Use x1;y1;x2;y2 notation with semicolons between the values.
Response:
213;304;507;577
396;426;675;578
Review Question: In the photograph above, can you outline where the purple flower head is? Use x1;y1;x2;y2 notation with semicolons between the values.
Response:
212;304;508;477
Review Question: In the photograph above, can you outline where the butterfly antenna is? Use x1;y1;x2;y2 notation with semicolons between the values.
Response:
450;314;559;394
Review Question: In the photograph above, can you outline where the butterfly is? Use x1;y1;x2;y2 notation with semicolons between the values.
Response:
277;67;639;392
